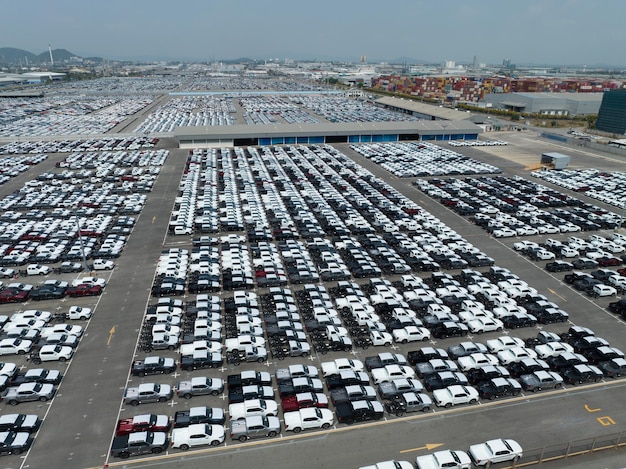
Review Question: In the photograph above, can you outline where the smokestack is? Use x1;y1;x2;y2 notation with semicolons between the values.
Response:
48;44;54;67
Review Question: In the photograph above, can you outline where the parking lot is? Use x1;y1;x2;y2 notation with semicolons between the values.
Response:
0;83;624;468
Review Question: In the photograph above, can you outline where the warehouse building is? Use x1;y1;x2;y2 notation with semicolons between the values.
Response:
596;89;626;135
482;92;602;116
374;96;473;121
174;121;482;149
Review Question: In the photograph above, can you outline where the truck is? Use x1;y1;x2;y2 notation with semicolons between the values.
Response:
384;392;433;416
92;259;114;270
330;384;377;405
173;406;225;428
110;432;169;459
228;398;278;420
335;400;384;425
176;377;224;398
519;371;564;392
325;370;370;390
1;383;56;405
370;364;416;384
25;264;50;276
272;340;311;358
131;356;177;377
229;415;280;441
179;351;223;371
283;408;334;433
123;383;173;406
321;358;364;377
275;364;319;383
228;384;275;404
170;423;225;450
477;378;522;400
227;370;272;389
225;335;266;353
432;385;479;408
278;377;324;398
364;352;407;371
377;378;424;400
226;346;267;364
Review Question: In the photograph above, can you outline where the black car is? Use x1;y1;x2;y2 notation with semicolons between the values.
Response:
608;299;626;315
583;346;625;365
335;400;384;424
478;377;522;400
508;358;550;378
430;321;468;339
424;371;468;391
545;261;573;272
325;370;370;390
547;352;587;371
179;352;223;371
407;347;449;365
571;259;599;270
10;368;63;385
562;364;603;384
502;313;537;329
0;414;41;433
534;309;569;324
131;356;177;376
0;431;33;455
28;286;65;301
467;365;511;384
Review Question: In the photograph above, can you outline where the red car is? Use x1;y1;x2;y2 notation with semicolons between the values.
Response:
66;284;103;297
0;288;29;303
281;392;329;412
115;414;171;436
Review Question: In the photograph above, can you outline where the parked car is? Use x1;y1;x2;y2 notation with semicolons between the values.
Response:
468;438;523;466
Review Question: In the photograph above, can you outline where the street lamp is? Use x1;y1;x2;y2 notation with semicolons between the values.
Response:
73;208;91;272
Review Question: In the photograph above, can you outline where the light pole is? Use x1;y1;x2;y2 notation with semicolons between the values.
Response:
73;209;90;272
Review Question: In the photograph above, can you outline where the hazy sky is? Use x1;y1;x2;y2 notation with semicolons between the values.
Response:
4;0;625;66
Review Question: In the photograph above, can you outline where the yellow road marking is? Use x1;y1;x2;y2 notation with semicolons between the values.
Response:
107;326;116;346
400;443;444;454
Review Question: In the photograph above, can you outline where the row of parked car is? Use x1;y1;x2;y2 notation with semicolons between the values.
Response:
531;167;626;210
361;437;522;468
350;141;501;178
417;175;621;234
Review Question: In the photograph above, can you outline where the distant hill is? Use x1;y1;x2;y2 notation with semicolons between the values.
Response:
0;47;101;66
0;47;39;65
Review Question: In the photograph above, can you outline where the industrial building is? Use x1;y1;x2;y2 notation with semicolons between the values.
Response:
174;120;482;149
596;89;626;135
482;92;602;116
374;96;473;121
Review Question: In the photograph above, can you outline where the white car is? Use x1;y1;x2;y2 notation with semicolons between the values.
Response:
458;353;499;371
371;364;416;384
392;326;430;343
535;342;574;359
71;277;106;288
92;259;115;270
36;344;74;362
41;324;83;338
468;438;523;466
321;358;364;377
0;338;32;355
13;310;51;323
486;336;525;353
591;284;617;297
68;306;93;320
492;228;516;238
228;399;278;420
432;385;479;408
283;407;334;432
466;317;504;334
416;449;471;469
170;423;225;450
497;347;538;365
360;461;413;469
